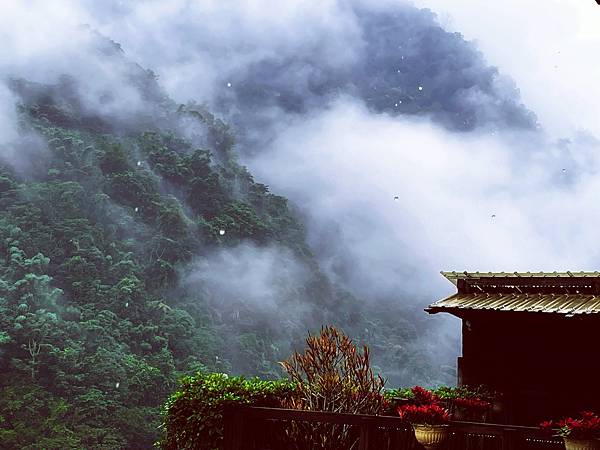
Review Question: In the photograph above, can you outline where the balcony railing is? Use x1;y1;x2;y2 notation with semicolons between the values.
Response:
224;406;564;450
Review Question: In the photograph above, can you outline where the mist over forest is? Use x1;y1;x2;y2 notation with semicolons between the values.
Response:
1;0;600;448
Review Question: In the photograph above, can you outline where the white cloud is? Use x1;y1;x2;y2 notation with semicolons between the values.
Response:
0;85;18;147
85;0;364;104
250;99;600;304
183;243;313;313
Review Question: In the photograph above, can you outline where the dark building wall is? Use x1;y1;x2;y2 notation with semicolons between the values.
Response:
458;312;600;425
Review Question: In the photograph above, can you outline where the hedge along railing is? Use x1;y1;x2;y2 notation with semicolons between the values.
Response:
223;406;565;450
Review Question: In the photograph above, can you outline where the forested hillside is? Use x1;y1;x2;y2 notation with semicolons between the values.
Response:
0;39;445;448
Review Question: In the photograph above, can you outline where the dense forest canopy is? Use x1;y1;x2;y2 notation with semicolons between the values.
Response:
0;30;454;449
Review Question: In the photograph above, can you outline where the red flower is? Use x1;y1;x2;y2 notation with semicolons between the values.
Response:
541;411;600;439
453;397;491;412
539;420;554;434
398;403;450;425
411;386;438;406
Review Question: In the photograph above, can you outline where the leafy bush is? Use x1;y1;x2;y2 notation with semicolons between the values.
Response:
432;385;470;400
158;372;295;450
385;385;494;401
280;326;385;449
434;385;494;401
384;387;415;400
159;327;387;450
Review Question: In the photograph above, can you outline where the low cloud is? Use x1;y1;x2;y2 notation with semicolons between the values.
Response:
0;84;18;147
182;243;314;321
250;98;600;305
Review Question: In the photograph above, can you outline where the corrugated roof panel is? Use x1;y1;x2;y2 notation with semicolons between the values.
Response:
526;295;563;312
428;293;600;316
575;296;600;314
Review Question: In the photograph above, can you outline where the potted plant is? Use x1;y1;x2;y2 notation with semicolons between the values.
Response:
540;411;600;450
451;396;492;422
432;385;492;422
398;388;450;450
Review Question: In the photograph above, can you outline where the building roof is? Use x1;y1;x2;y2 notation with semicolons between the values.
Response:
427;271;600;317
427;292;600;316
441;271;600;286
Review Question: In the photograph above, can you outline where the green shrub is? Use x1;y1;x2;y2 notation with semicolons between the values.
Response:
384;387;415;400
158;372;295;450
383;385;487;401
433;385;474;400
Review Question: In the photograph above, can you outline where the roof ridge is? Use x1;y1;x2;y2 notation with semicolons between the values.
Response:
441;271;600;285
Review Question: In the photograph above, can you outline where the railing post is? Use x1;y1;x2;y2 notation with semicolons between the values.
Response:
501;428;518;450
224;405;245;450
358;418;376;450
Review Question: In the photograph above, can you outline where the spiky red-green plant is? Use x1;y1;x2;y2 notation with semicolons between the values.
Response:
280;326;385;449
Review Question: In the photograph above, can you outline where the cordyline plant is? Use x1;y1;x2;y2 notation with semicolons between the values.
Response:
540;411;600;440
279;326;386;450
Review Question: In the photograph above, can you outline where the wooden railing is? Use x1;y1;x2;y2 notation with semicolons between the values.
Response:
223;406;565;450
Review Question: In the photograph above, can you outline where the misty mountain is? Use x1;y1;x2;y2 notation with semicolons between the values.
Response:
211;4;536;155
189;3;542;325
4;0;578;448
0;24;453;448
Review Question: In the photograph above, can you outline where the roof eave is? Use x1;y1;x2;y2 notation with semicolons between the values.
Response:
425;306;600;318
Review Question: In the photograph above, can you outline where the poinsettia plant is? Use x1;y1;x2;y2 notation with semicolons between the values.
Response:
398;403;451;425
412;386;438;405
396;386;450;425
452;397;490;410
449;396;491;422
391;386;491;421
540;411;600;440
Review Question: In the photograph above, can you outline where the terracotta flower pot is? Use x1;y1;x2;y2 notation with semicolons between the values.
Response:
563;437;600;450
412;424;449;449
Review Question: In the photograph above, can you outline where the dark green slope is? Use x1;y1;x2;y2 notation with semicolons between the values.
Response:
0;79;320;448
0;53;448;449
